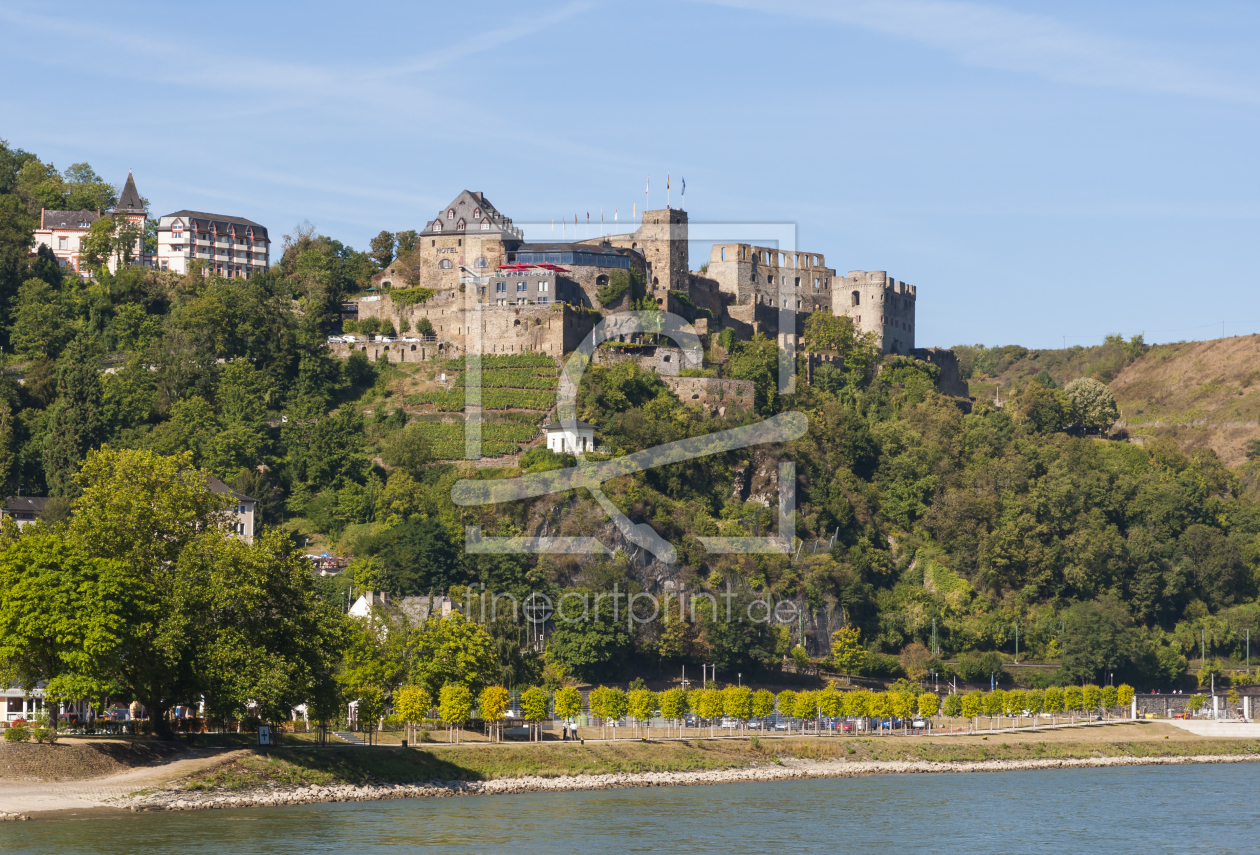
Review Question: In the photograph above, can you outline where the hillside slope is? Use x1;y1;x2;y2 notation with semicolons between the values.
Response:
1110;334;1260;468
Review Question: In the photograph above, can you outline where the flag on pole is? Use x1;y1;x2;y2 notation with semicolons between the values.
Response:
682;176;685;197
667;174;670;191
614;208;618;221
600;208;603;225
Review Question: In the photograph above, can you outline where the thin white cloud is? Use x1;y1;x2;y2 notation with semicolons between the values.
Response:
702;0;1260;103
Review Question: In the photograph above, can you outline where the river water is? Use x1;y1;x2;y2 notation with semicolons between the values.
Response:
5;763;1257;853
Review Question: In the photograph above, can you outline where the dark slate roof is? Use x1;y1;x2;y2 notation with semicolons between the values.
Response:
115;172;145;214
41;209;99;229
541;421;597;431
162;210;268;238
3;496;49;514
206;476;256;503
420;190;522;239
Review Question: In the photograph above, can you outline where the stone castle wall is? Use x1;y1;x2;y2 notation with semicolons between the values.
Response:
661;376;755;414
834;271;917;355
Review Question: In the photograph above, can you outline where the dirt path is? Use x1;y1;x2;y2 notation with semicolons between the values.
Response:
0;748;247;816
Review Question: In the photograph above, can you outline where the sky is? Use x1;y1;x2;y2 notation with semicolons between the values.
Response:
2;0;1259;349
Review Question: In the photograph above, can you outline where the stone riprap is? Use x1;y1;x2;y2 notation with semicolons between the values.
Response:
118;753;1260;812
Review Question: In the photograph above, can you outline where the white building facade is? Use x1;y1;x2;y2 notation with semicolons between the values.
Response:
543;421;596;455
155;210;270;277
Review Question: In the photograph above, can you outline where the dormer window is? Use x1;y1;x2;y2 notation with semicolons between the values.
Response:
481;219;490;230
447;209;455;219
433;221;442;232
456;218;465;230
473;208;481;218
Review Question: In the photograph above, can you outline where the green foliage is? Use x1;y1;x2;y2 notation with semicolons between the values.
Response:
1064;377;1119;435
829;625;867;674
554;686;583;720
391;287;435;307
521;686;550;721
395;684;433;724
439;684;473;725
596;269;642;307
409;613;497;698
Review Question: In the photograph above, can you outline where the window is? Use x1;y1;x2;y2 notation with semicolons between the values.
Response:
173;231;182;239
538;296;548;304
439;259;453;269
720;247;726;261
456;218;465;230
161;260;168;271
538;281;549;292
794;277;800;287
58;237;67;249
474;257;488;268
473;208;481;218
496;282;506;293
813;278;820;288
517;282;527;293
517;297;526;305
851;291;860;306
481;219;490;230
447;209;455;219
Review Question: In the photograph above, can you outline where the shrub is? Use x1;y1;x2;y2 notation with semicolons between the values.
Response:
4;726;29;743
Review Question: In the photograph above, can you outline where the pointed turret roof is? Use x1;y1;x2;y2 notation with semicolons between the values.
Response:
115;172;145;214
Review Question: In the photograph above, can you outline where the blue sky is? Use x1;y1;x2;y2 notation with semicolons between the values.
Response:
3;0;1258;349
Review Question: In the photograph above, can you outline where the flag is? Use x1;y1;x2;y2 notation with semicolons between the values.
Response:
632;203;636;219
667;174;670;190
682;176;685;196
600;208;603;224
614;208;618;221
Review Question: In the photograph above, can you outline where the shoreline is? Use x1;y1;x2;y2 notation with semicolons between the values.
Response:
117;752;1260;813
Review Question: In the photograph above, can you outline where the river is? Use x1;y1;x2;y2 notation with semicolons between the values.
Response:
4;763;1256;853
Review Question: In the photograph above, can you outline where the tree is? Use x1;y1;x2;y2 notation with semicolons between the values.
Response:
521;686;550;742
722;685;754;732
395;684;432;746
554;685;583;731
694;688;724;737
602;687;628;739
11;278;74;358
793;690;820;730
369;230;396;269
1064;377;1119;435
1100;685;1119;717
1014;382;1070;433
1044;686;1064;724
1082;684;1102;716
43;338;105;496
659;687;689;735
829;626;867;680
941;693;962;718
380;425;433;478
1116;684;1135;713
961;691;982;730
751;689;775;728
776;690;798;725
1062;685;1084;721
409;613;497;698
439;684;472;742
628;688;658;736
1060;598;1135;684
545;605;632;684
918;692;939;719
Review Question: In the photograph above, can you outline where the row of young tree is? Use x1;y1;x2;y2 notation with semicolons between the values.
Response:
376;681;1140;742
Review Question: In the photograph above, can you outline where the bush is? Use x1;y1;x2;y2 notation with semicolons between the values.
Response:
953;652;1006;684
4;726;29;743
860;652;906;679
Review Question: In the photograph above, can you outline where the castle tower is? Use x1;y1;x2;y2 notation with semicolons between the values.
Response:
834;271;916;354
597;208;688;304
108;172;149;271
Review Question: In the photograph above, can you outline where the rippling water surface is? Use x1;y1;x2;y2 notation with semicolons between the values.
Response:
6;763;1258;854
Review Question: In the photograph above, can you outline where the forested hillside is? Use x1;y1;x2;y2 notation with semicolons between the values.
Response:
1;140;1257;698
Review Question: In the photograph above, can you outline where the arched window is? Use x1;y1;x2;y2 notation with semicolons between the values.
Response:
456;218;465;230
851;291;860;306
439;259;453;269
481;219;490;230
474;257;488;268
433;220;442;232
447;209;455;219
596;274;609;288
473;208;481;218
720;247;726;261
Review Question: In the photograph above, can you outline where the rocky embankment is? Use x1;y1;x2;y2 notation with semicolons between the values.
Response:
120;753;1260;812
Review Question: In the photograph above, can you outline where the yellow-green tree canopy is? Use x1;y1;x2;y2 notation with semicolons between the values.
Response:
439;684;472;725
1100;685;1118;710
694;688;723;721
1025;689;1045;715
722;685;754;720
554;686;583;721
818;685;844;719
829;625;867;674
960;691;983;718
843;689;872;718
751;689;776;719
890;691;917;720
942;693;963;717
1063;685;1084;712
479;686;510;723
521;686;550;721
602;687;628;721
776;689;798;717
793;690;819;720
395;685;432;725
1082;684;1102;711
1003;689;1026;717
917;692;939;717
1044;686;1065;713
660;687;689;722
1116;684;1135;708
981;689;1004;717
628;689;658;723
